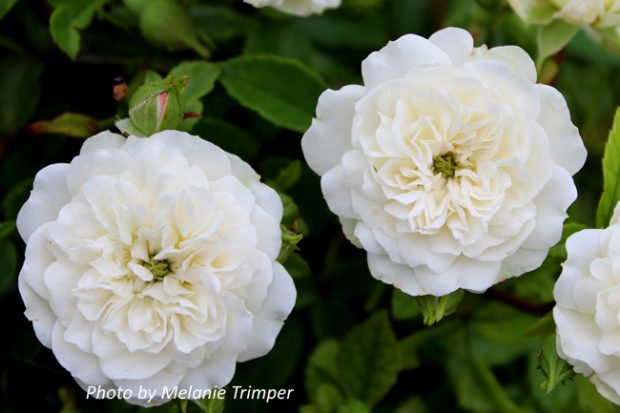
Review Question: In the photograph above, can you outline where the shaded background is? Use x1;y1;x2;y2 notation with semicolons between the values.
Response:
0;0;619;412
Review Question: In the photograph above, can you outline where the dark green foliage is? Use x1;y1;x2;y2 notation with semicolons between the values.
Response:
1;0;619;412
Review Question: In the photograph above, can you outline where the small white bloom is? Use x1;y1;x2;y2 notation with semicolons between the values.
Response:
301;27;586;297
554;205;620;405
17;130;296;406
509;0;620;27
552;0;620;26
244;0;340;16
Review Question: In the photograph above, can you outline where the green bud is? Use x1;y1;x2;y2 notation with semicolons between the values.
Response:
139;0;211;58
128;75;188;136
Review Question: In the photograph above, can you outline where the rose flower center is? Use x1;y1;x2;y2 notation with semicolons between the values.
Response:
432;151;458;179
142;256;171;281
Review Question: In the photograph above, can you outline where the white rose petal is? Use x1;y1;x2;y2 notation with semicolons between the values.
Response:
243;0;340;16
301;27;586;296
553;218;620;405
17;130;296;407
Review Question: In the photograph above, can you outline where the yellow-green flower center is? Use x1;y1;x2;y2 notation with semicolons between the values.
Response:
432;152;457;179
144;257;170;281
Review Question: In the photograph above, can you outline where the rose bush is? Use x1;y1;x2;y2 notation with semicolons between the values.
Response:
554;206;620;405
508;0;620;27
16;130;296;406
243;0;340;16
302;27;587;297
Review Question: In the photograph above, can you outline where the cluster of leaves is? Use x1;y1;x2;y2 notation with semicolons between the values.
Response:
2;0;620;412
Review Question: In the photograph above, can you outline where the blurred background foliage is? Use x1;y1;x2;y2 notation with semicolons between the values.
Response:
1;0;620;412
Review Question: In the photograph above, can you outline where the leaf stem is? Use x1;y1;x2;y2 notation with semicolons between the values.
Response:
486;286;554;316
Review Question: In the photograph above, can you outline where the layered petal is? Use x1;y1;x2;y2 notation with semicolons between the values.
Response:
17;131;296;406
302;27;584;297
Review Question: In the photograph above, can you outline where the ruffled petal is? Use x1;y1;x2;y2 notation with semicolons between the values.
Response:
429;27;474;65
536;84;587;175
302;85;366;175
237;263;296;361
17;164;70;242
361;34;451;88
52;322;109;385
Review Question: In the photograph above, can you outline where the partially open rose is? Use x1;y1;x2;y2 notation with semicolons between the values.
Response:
509;0;620;27
243;0;340;16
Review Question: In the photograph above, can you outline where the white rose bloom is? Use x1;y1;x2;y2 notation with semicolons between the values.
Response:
301;27;586;297
554;206;620;405
509;0;620;27
552;0;620;26
244;0;340;16
16;130;296;406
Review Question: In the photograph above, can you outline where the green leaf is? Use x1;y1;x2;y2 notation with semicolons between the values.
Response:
244;21;312;63
417;289;464;326
306;340;341;400
284;252;316;309
395;397;429;413
576;375;620;413
29;112;101;138
191;6;252;43
49;0;105;59
315;384;345;413
278;225;303;264
527;347;577;413
341;0;384;14
179;99;202;132
0;240;18;295
169;61;220;102
452;351;528;413
363;283;387;314
506;0;558;24
0;58;44;136
539;334;575;394
139;0;210;58
597;108;620;228
295;16;389;51
220;54;327;133
311;298;356;340
337;399;370;413
191;396;225;413
300;406;321;413
337;312;401;407
0;0;18;21
536;19;578;68
280;192;302;228
470;302;538;366
524;312;556;338
399;321;458;370
269;160;303;192
0;221;16;241
2;179;32;221
144;70;163;83
391;289;421;321
192;118;256;162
